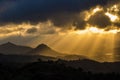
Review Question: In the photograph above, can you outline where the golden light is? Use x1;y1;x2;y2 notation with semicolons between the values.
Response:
49;28;118;62
31;5;120;62
107;4;119;13
73;27;120;35
0;14;119;62
112;5;119;12
84;6;103;21
93;7;103;14
74;30;88;34
88;27;104;33
105;12;119;22
74;27;105;34
108;29;119;34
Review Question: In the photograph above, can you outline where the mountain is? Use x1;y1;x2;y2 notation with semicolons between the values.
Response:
0;42;88;60
0;42;33;55
28;44;64;57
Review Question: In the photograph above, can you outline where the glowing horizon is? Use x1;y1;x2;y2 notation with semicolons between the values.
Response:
0;1;120;62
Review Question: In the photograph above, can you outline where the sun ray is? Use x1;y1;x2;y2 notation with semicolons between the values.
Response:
70;33;90;55
88;34;103;57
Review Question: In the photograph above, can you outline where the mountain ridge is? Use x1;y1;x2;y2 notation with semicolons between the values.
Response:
0;42;91;61
0;42;64;57
0;42;33;55
28;43;64;57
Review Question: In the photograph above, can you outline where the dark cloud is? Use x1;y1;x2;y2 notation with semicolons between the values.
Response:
114;22;120;27
0;0;109;28
73;12;88;29
50;13;75;27
50;13;86;29
26;26;57;35
88;11;111;28
26;27;37;34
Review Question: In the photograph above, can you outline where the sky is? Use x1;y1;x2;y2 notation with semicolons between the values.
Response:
0;0;120;61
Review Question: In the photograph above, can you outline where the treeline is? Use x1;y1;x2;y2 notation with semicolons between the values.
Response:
0;59;120;80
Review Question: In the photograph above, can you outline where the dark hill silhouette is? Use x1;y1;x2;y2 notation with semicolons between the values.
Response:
0;42;87;60
36;44;51;50
59;59;120;73
28;44;64;57
61;54;88;60
1;53;120;73
1;59;120;80
0;54;57;63
0;42;33;55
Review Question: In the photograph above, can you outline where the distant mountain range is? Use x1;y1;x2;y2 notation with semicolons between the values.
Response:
0;42;33;55
0;42;88;62
0;42;62;57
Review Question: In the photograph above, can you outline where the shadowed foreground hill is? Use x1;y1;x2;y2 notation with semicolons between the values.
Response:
1;60;120;80
0;53;120;73
59;59;120;73
0;54;57;63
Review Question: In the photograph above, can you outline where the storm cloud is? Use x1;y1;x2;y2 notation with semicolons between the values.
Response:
0;0;109;29
26;27;38;34
88;11;111;28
